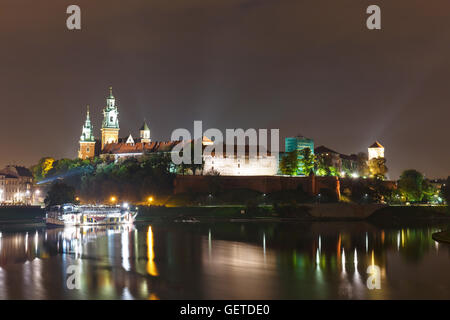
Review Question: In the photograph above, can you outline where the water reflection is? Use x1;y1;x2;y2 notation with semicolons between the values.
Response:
146;226;158;277
0;221;449;299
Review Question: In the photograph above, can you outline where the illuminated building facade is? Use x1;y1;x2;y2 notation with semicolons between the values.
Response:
76;88;278;176
101;87;120;150
282;135;315;175
0;166;33;205
203;145;278;176
368;141;385;160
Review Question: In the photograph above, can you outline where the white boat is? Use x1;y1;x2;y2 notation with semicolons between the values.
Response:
46;203;138;227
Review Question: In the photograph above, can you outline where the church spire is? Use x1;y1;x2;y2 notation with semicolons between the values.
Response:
101;86;120;149
103;86;119;129
140;119;151;143
80;105;94;142
78;105;96;160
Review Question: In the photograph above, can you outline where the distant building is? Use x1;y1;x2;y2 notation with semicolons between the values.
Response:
101;140;181;162
368;141;384;160
281;135;315;175
0;166;33;205
314;145;358;176
285;135;314;154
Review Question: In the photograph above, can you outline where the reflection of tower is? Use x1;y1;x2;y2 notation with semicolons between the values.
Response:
368;141;384;160
101;87;120;150
140;120;151;143
78;106;96;159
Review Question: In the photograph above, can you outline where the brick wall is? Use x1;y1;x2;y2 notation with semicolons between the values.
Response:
174;175;340;198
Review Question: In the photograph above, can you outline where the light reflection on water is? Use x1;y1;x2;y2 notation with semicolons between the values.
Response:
0;221;449;299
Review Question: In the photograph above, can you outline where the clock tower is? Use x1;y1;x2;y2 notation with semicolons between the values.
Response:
101;87;120;149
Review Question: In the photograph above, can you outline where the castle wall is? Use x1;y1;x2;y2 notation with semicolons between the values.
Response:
174;175;340;199
203;155;278;176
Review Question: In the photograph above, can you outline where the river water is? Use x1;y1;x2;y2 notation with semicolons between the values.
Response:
0;220;449;299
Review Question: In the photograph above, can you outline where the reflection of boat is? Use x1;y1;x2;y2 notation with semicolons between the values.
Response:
45;203;138;227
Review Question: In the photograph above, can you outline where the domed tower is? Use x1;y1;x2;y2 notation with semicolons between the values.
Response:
78;106;96;159
101;87;120;149
140;120;151;143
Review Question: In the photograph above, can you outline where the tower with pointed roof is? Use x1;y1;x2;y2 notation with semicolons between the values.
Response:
368;141;384;160
78;106;96;159
140;120;151;143
101;87;120;149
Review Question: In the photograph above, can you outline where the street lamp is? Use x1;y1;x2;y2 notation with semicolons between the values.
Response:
110;196;117;204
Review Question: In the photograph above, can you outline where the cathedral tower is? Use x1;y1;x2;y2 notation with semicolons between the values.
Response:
78;106;96;159
101;86;120;149
140;120;151;143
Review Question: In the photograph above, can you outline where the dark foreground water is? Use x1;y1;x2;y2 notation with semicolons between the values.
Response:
0;220;450;299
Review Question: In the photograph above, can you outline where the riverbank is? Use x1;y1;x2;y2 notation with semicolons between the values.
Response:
0;204;447;225
136;204;449;222
0;206;44;225
432;230;450;243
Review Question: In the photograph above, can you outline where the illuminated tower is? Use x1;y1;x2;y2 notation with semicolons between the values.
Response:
368;141;384;160
78;106;96;159
101;86;120;149
140;120;151;143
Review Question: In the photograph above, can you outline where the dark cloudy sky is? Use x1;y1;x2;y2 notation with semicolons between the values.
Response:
0;0;449;179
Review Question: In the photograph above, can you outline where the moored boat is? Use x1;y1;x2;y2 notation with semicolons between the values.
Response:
46;203;138;227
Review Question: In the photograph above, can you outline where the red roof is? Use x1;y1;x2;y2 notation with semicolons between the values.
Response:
101;140;183;154
369;141;384;148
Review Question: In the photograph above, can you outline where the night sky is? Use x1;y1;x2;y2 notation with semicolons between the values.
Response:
0;0;449;179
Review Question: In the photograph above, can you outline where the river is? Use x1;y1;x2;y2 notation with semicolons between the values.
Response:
0;220;449;299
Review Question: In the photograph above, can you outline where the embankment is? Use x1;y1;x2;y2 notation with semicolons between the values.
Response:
0;206;45;225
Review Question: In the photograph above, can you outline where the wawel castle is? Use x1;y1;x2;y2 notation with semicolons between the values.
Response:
78;88;383;177
77;88;279;176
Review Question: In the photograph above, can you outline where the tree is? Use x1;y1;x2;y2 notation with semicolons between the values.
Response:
398;169;424;202
356;152;370;177
440;177;450;205
421;179;438;203
315;154;332;176
315;155;339;177
44;181;76;208
31;157;55;181
368;157;388;179
279;150;299;175
299;148;315;176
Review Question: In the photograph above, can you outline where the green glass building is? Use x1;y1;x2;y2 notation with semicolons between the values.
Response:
280;135;315;175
